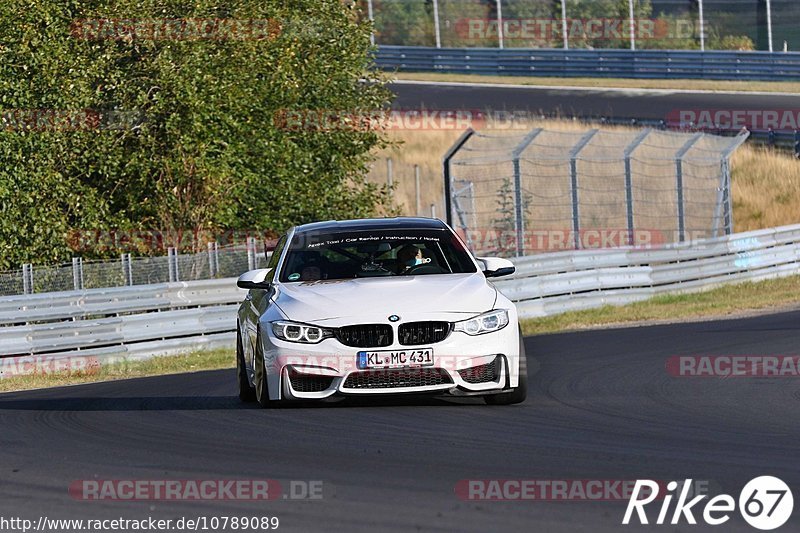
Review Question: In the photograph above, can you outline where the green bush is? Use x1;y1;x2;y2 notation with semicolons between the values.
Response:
0;0;393;269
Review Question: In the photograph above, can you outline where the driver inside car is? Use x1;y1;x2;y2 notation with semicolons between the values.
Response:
396;244;430;274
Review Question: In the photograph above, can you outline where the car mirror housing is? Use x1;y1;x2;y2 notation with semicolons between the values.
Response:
237;268;273;290
477;257;516;278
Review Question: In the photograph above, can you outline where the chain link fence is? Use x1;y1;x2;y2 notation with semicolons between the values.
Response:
444;127;750;257
362;0;799;52
0;240;270;297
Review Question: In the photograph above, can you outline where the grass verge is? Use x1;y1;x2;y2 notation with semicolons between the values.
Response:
521;274;800;336
0;349;234;394
393;72;800;93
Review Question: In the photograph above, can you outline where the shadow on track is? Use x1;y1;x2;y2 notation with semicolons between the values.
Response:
0;394;490;411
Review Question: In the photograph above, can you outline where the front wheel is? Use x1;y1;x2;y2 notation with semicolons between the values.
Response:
254;331;279;408
237;327;256;403
484;332;528;405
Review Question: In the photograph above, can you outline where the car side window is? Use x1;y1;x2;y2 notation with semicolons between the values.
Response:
264;235;287;283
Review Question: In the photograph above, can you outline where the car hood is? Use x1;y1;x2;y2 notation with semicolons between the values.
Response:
273;273;497;324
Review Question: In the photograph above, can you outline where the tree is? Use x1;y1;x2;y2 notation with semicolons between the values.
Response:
0;0;393;268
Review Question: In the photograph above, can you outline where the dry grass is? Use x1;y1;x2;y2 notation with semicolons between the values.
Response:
0;349;233;393
370;120;800;232
394;72;800;94
731;145;800;231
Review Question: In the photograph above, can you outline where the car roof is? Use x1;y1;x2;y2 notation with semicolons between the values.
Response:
293;217;449;235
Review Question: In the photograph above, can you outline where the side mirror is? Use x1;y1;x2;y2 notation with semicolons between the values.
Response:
477;257;516;278
237;268;273;290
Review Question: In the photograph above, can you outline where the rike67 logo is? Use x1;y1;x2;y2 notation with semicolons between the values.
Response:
623;477;793;530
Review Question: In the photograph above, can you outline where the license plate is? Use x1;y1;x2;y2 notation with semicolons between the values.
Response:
357;349;434;370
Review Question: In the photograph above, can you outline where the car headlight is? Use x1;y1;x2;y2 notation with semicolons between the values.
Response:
453;309;509;336
271;321;334;344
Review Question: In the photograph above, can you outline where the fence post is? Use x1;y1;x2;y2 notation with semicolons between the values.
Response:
432;0;441;48
367;0;375;45
247;237;256;271
125;253;133;286
794;130;800;158
511;129;543;257
675;133;703;242
213;242;220;276
496;0;504;49
623;129;652;245
414;165;421;216
442;128;475;226
715;129;750;236
72;257;84;291
568;130;599;250
207;242;217;277
430;204;436;219
168;247;178;282
22;264;33;295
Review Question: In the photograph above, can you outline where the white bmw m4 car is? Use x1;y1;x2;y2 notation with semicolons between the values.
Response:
236;217;526;407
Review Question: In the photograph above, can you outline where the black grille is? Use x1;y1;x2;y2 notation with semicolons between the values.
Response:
335;324;393;348
398;321;451;346
459;357;500;384
288;372;335;393
343;368;452;389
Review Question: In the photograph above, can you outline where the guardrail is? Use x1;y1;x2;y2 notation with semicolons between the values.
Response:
2;223;799;378
0;279;242;378
376;46;800;81
494;224;800;318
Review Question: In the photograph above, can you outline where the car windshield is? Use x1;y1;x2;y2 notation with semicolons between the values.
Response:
279;228;477;282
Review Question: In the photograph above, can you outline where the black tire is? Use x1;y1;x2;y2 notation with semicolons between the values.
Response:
237;327;256;402
254;331;279;408
484;332;528;405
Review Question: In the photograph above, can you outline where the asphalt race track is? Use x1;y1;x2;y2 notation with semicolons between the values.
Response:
391;80;800;122
1;310;798;532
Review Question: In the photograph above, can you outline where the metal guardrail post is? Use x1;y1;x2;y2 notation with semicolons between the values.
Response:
22;264;33;295
511;129;543;257
623;129;652;246
675;133;703;242
442;128;475;226
568;130;599;250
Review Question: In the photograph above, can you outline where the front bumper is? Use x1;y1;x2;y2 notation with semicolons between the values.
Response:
262;324;521;401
